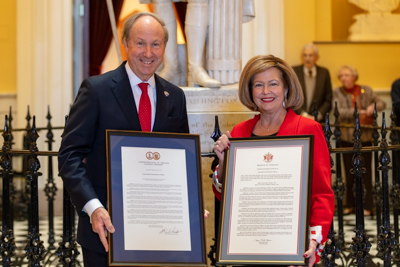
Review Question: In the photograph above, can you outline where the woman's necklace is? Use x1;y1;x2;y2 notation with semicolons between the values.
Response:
257;111;287;135
259;121;277;134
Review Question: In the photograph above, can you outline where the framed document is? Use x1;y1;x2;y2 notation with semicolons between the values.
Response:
216;135;313;266
106;130;207;266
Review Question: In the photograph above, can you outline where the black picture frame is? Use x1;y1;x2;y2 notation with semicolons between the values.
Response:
106;130;207;266
216;135;314;266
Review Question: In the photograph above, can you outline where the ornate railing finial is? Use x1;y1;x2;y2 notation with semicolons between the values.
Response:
377;112;395;266
210;115;222;142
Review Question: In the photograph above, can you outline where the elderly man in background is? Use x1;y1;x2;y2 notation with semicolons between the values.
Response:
292;43;332;121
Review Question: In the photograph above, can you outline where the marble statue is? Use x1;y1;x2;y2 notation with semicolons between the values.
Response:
143;0;254;88
348;0;400;41
207;0;255;85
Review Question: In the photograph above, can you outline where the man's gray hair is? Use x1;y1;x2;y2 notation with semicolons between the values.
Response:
121;11;169;44
302;43;319;55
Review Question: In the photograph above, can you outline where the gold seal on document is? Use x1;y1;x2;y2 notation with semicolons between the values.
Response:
146;152;154;160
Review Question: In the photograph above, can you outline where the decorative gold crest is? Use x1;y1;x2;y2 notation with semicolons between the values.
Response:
164;91;169;97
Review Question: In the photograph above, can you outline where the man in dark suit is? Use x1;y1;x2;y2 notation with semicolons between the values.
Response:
292;43;332;121
58;12;189;267
392;78;400;132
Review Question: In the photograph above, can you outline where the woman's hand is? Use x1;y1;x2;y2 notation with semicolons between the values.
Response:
213;131;232;182
213;131;231;161
304;239;318;267
288;239;317;267
359;104;375;117
204;209;210;219
366;104;375;116
358;108;374;125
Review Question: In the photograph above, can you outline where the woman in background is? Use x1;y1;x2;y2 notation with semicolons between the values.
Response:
333;65;386;216
212;55;334;266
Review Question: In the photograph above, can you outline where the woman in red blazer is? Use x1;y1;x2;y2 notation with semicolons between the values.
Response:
212;55;334;266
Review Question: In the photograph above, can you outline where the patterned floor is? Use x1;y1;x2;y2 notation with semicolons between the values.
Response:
332;213;396;266
4;216;83;267
2;214;398;266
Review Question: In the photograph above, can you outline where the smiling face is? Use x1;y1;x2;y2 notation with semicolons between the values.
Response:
123;15;166;81
252;67;287;114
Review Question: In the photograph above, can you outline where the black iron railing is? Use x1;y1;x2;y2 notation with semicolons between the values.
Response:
1;104;400;266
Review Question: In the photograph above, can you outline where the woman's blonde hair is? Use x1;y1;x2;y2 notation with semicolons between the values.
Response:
238;55;304;111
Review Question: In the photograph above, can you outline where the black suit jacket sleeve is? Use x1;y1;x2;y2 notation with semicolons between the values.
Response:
58;77;104;213
316;66;332;119
391;78;400;127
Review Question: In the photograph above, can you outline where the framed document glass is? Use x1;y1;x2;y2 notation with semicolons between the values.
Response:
106;130;207;266
216;135;313;266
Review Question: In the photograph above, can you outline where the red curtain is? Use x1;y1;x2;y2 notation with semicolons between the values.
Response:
89;0;124;76
174;2;187;42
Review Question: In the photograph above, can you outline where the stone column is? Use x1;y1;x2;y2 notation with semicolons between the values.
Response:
16;0;72;199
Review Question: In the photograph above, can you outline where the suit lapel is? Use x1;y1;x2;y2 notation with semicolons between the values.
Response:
298;66;306;90
110;62;141;130
153;74;170;131
297;66;308;111
314;65;323;101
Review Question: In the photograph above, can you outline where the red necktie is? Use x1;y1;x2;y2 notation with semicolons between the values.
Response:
138;82;151;132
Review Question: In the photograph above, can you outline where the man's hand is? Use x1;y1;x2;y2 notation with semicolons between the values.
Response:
91;207;115;252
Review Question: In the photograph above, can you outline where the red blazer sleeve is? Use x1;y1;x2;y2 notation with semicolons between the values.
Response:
305;120;334;244
278;109;334;245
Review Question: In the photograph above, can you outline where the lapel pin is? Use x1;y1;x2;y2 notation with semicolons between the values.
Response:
164;91;169;97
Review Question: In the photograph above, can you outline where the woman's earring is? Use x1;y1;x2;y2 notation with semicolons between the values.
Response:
283;91;288;108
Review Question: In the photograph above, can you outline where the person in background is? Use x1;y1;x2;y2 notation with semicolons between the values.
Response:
391;78;400;195
58;12;189;266
212;55;335;266
391;78;400;136
292;43;332;121
333;65;386;216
